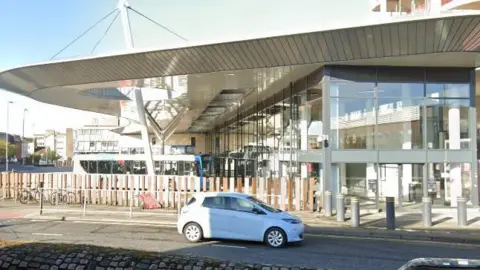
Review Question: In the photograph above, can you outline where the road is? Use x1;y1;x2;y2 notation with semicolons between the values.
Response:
0;164;72;173
0;219;478;270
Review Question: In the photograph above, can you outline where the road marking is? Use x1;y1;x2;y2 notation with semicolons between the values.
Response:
29;220;50;222
71;220;176;228
211;244;247;249
304;233;480;247
32;233;63;236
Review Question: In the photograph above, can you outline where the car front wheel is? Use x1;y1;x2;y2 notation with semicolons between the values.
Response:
264;227;287;248
183;222;203;243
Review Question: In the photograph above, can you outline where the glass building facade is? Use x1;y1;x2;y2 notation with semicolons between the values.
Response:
205;65;479;208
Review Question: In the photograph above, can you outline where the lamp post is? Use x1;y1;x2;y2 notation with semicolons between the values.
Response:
22;108;28;166
5;101;13;172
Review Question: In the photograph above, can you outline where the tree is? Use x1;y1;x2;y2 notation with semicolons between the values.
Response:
0;141;17;158
46;150;60;161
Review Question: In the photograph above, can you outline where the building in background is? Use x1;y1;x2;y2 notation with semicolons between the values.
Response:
0;132;34;161
33;129;74;160
370;0;480;15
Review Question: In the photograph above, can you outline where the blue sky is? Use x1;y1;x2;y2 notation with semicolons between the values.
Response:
0;0;372;136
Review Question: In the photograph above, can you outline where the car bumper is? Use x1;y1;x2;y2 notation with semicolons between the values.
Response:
285;223;305;242
177;217;186;234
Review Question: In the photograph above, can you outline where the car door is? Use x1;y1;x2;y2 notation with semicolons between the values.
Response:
201;196;234;239
227;197;266;241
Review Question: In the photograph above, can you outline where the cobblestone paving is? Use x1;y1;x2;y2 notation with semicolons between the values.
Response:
0;242;324;270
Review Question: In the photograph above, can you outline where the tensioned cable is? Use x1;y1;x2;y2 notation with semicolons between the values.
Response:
50;9;118;60
90;10;121;54
127;7;188;42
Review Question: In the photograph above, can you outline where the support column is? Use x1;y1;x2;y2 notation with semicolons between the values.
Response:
430;0;442;14
380;0;387;13
322;74;332;198
470;104;479;207
135;89;155;175
119;0;154;175
401;84;413;200
449;107;461;207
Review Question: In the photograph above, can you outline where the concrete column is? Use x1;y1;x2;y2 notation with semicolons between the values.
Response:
430;0;442;13
380;0;387;13
401;85;413;200
322;75;333;195
469;106;479;206
134;89;155;175
449;107;462;207
300;99;310;180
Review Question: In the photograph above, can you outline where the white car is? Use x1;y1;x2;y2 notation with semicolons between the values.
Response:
177;192;304;248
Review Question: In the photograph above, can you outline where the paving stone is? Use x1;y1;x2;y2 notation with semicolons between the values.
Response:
0;243;315;270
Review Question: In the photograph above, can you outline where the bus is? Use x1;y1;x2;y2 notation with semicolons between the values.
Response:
72;153;214;189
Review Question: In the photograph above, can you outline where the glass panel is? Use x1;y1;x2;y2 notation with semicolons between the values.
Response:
377;82;424;98
338;163;377;208
329;81;376;98
432;162;472;205
376;98;424;149
425;98;470;149
331;98;375;149
308;98;323;150
426;83;470;98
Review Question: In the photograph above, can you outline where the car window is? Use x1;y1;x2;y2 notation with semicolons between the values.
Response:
228;197;255;213
247;196;281;213
186;197;196;206
202;196;227;209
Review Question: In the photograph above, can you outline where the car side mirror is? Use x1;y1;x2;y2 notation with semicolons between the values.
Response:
252;208;266;215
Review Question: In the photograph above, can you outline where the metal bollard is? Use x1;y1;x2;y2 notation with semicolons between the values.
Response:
82;193;87;217
324;191;332;217
422;197;432;227
386;197;395;230
129;189;133;218
39;187;44;215
336;194;345;222
351;197;359;227
457;197;467;227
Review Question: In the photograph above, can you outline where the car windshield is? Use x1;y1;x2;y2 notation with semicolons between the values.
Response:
247;196;281;213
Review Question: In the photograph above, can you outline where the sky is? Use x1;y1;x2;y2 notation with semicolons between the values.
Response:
0;0;372;137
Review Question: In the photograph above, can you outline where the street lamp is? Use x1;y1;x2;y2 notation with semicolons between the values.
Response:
5;101;13;172
22;108;28;166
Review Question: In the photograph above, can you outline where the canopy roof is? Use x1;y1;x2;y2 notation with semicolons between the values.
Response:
1;13;479;133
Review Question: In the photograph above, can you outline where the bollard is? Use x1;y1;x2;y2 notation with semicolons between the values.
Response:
386;197;395;230
129;189;133;218
336;194;345;222
324;191;332;217
39;187;44;215
351;197;359;227
422;197;432;227
457;197;467;227
82;193;87;217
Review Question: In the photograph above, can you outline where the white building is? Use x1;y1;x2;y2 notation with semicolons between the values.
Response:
34;129;73;160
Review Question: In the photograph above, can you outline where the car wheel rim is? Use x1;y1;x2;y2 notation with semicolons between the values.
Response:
185;225;200;241
267;230;283;247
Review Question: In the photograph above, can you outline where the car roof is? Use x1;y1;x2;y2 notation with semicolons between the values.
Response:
193;192;250;199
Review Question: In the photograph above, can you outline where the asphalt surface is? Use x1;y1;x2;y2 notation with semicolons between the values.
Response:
0;164;72;173
0;219;478;270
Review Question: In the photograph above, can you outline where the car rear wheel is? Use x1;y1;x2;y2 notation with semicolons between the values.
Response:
183;222;203;243
264;227;287;248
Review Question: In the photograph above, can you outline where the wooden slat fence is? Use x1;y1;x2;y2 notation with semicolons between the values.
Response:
0;172;317;212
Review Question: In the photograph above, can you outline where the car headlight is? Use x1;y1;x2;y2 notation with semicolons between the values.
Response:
282;218;302;224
